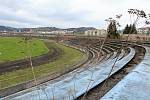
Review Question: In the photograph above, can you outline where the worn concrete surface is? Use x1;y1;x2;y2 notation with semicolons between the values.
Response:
1;48;135;100
101;46;150;100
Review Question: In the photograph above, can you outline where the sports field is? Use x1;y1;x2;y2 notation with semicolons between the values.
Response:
0;37;49;63
0;37;85;89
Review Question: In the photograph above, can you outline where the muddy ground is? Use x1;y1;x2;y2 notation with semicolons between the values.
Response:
0;42;63;74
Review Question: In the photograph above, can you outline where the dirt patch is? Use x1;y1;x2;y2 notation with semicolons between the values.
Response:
0;42;63;74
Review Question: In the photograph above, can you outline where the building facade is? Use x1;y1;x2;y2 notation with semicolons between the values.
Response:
37;30;74;35
138;27;150;35
84;29;106;36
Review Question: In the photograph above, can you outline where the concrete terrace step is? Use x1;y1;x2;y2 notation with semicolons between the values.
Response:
91;46;115;62
2;47;135;100
104;44;121;50
101;46;150;100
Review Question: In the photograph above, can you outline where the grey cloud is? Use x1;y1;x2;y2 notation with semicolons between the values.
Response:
0;0;97;28
0;0;149;28
0;0;88;27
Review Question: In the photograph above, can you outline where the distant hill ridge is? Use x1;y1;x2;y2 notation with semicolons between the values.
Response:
0;26;18;31
0;26;97;33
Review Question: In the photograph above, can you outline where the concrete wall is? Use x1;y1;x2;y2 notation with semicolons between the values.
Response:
121;34;150;41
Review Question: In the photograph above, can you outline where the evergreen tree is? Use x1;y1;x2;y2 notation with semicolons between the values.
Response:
123;24;130;34
131;24;137;34
123;24;137;34
107;21;120;39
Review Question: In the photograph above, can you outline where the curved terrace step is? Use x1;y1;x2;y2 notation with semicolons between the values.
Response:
101;46;150;100
2;47;135;100
104;44;121;50
91;44;124;62
90;45;114;62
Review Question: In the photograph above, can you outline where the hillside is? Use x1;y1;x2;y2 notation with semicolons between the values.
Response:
0;26;96;33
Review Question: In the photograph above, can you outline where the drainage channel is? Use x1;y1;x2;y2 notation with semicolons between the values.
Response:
77;44;145;100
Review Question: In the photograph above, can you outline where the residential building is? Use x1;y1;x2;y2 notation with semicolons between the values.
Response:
84;29;106;36
138;27;150;35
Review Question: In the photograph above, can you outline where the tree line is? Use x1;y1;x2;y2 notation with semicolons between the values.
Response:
106;9;150;39
107;22;138;39
123;24;137;34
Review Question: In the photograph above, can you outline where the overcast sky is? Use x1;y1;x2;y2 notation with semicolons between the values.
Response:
0;0;150;29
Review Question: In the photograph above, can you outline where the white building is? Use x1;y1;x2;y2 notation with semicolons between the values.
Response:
38;30;74;35
85;29;106;36
138;27;150;34
37;31;52;34
53;30;74;35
